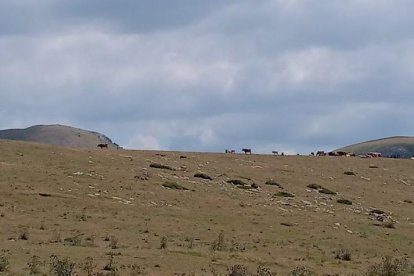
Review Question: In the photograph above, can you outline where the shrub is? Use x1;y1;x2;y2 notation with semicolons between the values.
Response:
228;264;252;276
365;256;409;276
319;187;337;195
383;221;396;229
227;179;247;186
274;191;295;198
63;234;82;246
19;227;29;240
194;173;213;180
160;236;168;249
81;257;96;276
211;231;226;251
257;266;277;276
265;179;283;188
49;255;75;276
337;199;353;205
307;184;322;190
149;163;174;170
334;248;351;261
28;255;41;275
162;182;189;190
103;253;118;273
0;251;9;272
288;266;315;276
109;235;119;249
344;171;356;175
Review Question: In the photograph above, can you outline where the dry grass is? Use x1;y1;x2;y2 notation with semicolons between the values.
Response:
0;140;413;275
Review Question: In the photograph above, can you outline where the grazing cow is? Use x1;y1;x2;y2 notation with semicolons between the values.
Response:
225;149;235;153
97;143;108;149
242;148;252;154
272;151;279;155
316;151;326;156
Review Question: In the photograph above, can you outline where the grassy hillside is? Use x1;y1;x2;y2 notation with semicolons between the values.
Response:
0;140;413;275
0;124;119;149
337;136;414;159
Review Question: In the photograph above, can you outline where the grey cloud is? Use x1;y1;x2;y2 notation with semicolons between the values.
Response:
1;0;414;154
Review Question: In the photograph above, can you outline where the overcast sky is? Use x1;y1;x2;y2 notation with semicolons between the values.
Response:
1;0;414;154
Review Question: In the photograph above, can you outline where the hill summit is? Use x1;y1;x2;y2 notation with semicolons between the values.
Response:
336;136;414;158
0;124;120;149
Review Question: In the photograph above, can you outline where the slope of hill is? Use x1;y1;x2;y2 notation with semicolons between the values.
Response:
0;140;413;275
336;136;414;158
0;124;120;149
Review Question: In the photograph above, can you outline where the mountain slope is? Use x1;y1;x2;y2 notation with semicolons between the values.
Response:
337;136;414;158
0;124;120;149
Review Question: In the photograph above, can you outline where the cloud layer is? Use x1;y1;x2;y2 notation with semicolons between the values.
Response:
1;0;414;153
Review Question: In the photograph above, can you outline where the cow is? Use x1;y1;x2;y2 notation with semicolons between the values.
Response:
316;151;326;156
225;149;235;153
242;148;252;154
272;151;279;155
97;143;108;149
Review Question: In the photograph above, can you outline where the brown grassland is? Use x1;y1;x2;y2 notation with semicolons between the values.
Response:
0;140;413;275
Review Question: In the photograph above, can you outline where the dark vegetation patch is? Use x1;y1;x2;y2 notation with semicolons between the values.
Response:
403;199;412;204
334;248;351;261
162;182;189;190
307;184;337;195
227;179;247;186
274;191;295;198
265;179;283;188
149;163;174;171
344;171;356;176
337;199;353;205
194;173;212;180
366;256;410;276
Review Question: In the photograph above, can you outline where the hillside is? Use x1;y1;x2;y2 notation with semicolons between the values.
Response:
0;140;413;275
0;124;120;149
336;136;414;159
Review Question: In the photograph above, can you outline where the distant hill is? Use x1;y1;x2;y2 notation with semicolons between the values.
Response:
0;124;120;149
336;136;414;158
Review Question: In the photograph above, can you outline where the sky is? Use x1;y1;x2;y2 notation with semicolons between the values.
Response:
1;0;414;154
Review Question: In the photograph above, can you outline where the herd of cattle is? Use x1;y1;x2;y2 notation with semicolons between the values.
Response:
96;143;386;159
224;148;383;158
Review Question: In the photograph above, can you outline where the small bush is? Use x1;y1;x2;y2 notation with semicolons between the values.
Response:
149;163;174;170
64;234;82;246
194;173;213;180
49;255;75;276
365;256;409;276
257;266;277;276
383;221;396;229
228;264;252;276
307;183;322;190
211;231;226;251
319;187;337;195
28;255;41;275
344;171;356;176
19;227;29;240
288;266;315;276
403;199;412;204
227;179;247;186
0;251;9;272
103;253;118;273
335;248;351;261
160;236;167;249
274;191;295;198
265;179;283;188
337;199;353;205
162;182;189;190
81;257;96;276
109;235;119;249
